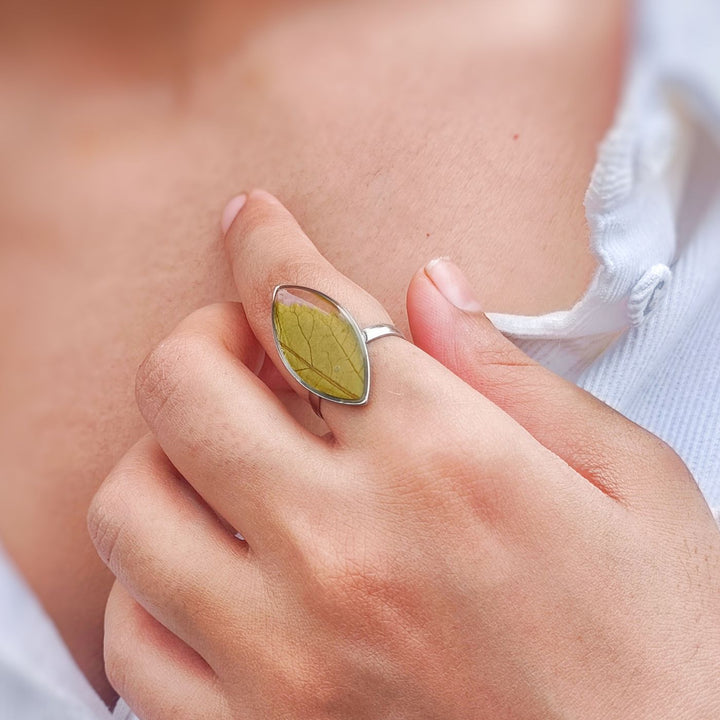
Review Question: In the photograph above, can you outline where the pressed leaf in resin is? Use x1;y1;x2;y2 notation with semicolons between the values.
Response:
272;286;368;403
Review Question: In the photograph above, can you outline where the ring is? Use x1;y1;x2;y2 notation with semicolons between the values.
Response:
271;285;404;417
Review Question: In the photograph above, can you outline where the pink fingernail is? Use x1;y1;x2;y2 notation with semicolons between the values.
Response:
424;257;483;312
221;194;247;235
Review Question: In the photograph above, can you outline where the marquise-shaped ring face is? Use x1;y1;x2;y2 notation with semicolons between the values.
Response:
271;285;370;405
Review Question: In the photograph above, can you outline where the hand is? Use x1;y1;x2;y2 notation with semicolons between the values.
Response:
88;190;720;720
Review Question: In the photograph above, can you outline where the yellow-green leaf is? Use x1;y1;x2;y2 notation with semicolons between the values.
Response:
272;286;367;402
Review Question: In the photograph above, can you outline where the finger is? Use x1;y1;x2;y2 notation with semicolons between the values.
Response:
88;434;265;663
221;190;480;448
406;259;695;504
134;301;330;541
104;582;229;720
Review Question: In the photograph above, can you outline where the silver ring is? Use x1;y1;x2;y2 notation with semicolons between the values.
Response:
272;284;405;413
362;324;405;344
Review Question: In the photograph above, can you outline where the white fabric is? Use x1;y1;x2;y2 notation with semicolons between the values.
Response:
0;547;133;720
1;0;719;717
489;0;720;513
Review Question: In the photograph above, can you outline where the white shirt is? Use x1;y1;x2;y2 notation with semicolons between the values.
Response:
2;0;719;717
490;0;720;515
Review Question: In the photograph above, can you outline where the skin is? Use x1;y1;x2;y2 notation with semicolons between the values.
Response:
0;0;628;705
89;190;720;719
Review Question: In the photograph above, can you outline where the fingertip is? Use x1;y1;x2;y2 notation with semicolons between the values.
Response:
406;264;456;348
406;265;432;323
221;193;248;235
423;257;484;313
222;189;294;245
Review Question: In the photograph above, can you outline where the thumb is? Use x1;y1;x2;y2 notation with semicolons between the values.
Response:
406;258;680;504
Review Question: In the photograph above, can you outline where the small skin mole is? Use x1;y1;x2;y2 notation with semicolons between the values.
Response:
513;133;520;141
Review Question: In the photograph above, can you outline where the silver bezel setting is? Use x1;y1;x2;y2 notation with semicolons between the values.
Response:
272;284;372;406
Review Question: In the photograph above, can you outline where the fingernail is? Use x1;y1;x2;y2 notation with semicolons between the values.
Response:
221;194;247;235
424;257;483;312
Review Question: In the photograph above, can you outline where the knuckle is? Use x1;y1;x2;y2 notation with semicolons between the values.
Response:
103;619;133;698
305;541;367;597
272;256;326;289
135;331;214;427
307;539;411;622
262;650;341;718
88;458;148;572
87;474;128;569
292;668;347;718
473;339;536;372
401;420;485;480
317;554;371;604
381;424;515;524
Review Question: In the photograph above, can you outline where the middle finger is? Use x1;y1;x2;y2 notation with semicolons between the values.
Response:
134;300;331;542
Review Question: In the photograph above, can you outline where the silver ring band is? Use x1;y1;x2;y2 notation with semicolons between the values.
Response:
362;324;405;344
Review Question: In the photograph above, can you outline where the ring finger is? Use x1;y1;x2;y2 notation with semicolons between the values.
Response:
222;190;467;447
